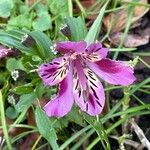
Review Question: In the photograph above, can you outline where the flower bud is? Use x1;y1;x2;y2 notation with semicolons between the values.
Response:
60;24;71;37
21;34;36;47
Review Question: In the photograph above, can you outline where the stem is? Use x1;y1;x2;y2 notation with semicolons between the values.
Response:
31;135;42;150
74;0;86;17
0;91;12;150
68;0;73;17
119;87;130;148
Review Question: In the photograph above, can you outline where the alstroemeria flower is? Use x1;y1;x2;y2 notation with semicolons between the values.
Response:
0;45;10;59
38;41;136;117
0;45;16;59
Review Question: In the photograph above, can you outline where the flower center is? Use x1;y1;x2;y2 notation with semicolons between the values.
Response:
70;52;77;60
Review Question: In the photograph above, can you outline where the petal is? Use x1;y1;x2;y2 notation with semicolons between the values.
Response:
83;42;108;62
56;41;87;54
84;68;105;116
0;45;10;58
44;62;74;117
74;58;87;90
38;56;69;86
87;58;136;86
73;66;105;116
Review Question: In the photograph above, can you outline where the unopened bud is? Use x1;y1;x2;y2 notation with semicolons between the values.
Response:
21;34;36;47
60;24;71;37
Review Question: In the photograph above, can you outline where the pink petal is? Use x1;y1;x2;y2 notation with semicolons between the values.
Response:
73;66;105;116
56;41;87;54
74;59;87;90
38;57;69;86
87;58;136;86
83;42;108;62
44;62;74;117
0;45;10;58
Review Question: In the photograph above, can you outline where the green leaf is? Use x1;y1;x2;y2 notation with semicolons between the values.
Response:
33;13;52;31
35;107;59;150
0;0;14;18
35;82;45;99
6;106;19;119
19;5;30;14
65;16;87;41
15;93;36;112
29;30;53;59
34;3;49;15
48;0;69;36
8;14;32;29
6;58;26;72
32;3;52;31
48;0;69;16
85;1;110;44
83;114;110;150
67;106;84;125
10;84;33;95
0;30;35;55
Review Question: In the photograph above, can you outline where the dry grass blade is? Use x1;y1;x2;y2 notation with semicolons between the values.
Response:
131;119;150;150
110;135;141;149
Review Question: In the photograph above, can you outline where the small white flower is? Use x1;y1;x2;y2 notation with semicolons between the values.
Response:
11;70;19;81
7;95;16;105
50;44;57;55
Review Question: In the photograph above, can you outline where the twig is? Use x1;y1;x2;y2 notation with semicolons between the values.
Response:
131;119;150;150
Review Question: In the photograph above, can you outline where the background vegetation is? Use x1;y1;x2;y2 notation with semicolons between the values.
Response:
0;0;150;149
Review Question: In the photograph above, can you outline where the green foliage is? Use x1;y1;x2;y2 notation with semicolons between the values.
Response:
0;0;14;18
8;13;32;29
0;0;150;149
65;16;87;41
85;0;110;44
35;107;59;150
32;3;52;31
6;106;19;119
32;13;51;31
10;84;33;95
6;58;26;72
15;93;36;112
83;114;110;150
29;30;53;59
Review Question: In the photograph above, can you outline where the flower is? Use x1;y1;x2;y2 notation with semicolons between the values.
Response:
0;45;10;59
11;70;19;81
38;41;136;117
0;45;17;59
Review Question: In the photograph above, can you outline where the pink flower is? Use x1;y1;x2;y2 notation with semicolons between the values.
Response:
38;41;136;117
0;45;10;59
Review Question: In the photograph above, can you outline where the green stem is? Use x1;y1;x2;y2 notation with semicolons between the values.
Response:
68;0;73;17
74;0;86;17
0;91;12;150
31;135;42;150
